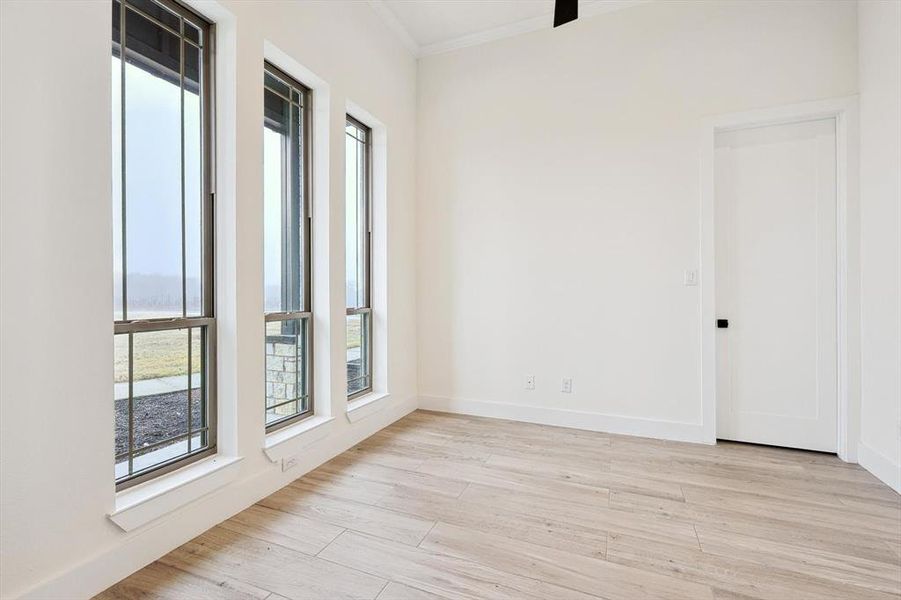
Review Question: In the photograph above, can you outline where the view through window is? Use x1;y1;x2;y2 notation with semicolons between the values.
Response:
345;116;372;398
112;0;215;487
263;62;313;430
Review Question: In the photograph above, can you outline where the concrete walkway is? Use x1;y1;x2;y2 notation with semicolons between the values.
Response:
114;374;199;401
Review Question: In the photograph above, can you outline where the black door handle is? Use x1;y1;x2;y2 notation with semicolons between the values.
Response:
717;319;729;329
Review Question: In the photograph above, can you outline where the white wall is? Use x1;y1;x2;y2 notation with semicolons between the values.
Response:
416;1;858;438
0;1;418;597
858;0;901;492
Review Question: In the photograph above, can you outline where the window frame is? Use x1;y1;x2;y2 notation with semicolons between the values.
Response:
345;115;373;400
113;0;217;491
263;61;314;433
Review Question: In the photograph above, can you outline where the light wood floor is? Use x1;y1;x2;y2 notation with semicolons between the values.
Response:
97;410;901;600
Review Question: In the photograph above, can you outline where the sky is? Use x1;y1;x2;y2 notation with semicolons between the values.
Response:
112;56;201;316
114;54;366;316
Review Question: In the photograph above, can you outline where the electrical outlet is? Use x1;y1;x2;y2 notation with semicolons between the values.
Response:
524;375;535;390
562;377;573;393
282;456;298;472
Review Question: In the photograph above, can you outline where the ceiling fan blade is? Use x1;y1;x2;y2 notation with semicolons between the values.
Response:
554;0;578;27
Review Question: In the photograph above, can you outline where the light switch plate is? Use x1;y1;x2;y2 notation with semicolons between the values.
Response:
683;270;698;286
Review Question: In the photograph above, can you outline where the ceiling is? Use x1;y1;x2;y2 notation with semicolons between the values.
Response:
371;0;646;57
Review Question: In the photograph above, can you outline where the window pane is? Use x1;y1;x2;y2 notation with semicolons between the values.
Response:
265;318;310;425
290;101;304;312
112;13;124;320
132;328;190;448
263;88;288;313
114;333;130;462
190;328;205;442
264;70;291;99
346;313;370;396
184;42;203;315
123;7;184;318
345;124;367;309
113;0;214;487
184;21;200;45
262;80;304;314
129;0;180;32
115;327;206;481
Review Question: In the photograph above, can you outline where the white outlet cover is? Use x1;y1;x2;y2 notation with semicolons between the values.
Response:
562;377;573;393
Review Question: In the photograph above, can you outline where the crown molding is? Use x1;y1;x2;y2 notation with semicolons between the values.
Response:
420;0;648;57
368;0;421;57
370;0;648;60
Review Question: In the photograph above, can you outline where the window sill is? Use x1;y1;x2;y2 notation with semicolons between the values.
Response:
263;415;335;462
108;455;242;532
346;392;391;423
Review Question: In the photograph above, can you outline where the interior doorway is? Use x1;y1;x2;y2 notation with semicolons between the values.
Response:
713;118;838;452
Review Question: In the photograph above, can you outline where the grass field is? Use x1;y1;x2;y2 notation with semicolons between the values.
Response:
114;329;202;383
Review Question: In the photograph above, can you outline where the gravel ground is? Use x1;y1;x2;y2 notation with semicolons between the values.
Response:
115;390;202;457
117;364;361;458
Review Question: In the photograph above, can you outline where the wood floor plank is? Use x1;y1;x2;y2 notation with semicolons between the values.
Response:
417;458;611;507
364;431;492;465
322;455;469;498
609;489;898;563
319;530;601;600
95;561;271;600
607;532;899;600
95;410;901;600
376;582;448;600
484;452;684;501
696;525;901;594
886;538;901;560
339;443;427;471
837;493;901;519
159;527;386;599
681;483;901;538
259;485;435;546
611;453;897;506
377;486;608;559
420;522;714;600
461;483;701;549
289;467;395;504
218;504;344;556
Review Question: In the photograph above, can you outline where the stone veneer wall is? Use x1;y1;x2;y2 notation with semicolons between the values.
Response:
265;335;300;416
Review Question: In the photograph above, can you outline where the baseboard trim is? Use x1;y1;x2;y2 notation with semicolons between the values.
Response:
14;396;418;600
419;395;708;444
858;442;901;494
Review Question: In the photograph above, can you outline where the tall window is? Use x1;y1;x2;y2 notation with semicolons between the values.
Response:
345;116;372;399
112;0;215;488
263;63;312;430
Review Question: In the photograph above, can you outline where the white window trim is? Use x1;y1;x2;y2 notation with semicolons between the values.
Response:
346;99;389;407
346;391;391;422
263;415;335;462
108;454;242;532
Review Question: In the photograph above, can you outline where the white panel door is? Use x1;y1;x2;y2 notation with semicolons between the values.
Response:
715;118;837;452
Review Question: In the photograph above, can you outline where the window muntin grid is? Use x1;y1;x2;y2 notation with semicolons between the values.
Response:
264;62;313;431
112;0;216;489
345;116;372;399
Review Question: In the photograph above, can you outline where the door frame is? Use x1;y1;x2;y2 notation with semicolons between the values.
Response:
699;96;860;462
